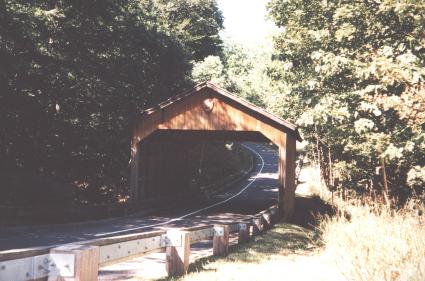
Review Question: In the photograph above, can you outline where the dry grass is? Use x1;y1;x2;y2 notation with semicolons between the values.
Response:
163;198;425;281
320;198;425;281
155;159;425;281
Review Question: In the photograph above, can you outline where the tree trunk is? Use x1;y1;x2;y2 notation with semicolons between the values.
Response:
380;156;390;206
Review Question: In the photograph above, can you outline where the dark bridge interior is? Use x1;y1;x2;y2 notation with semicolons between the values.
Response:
136;129;272;200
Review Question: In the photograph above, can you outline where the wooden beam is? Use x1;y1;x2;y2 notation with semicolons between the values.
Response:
138;141;147;201
146;129;271;142
278;133;296;221
129;144;139;203
284;133;297;221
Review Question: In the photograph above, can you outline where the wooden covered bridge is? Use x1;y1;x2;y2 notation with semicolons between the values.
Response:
130;82;301;220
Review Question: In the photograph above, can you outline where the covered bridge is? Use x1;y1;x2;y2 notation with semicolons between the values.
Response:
130;82;301;220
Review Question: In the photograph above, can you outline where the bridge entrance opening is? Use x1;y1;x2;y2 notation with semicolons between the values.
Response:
130;82;301;220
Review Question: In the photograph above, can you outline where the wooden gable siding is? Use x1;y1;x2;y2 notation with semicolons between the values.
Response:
132;87;294;149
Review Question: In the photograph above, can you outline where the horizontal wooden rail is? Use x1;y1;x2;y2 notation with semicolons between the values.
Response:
0;205;279;280
188;225;214;244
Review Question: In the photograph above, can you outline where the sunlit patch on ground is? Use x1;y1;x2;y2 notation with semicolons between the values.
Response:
166;224;343;281
253;172;278;180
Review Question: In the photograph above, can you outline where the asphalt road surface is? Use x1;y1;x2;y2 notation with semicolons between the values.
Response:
0;142;278;252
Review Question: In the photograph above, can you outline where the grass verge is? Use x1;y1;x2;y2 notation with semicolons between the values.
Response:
160;223;333;281
320;199;425;281
159;197;425;281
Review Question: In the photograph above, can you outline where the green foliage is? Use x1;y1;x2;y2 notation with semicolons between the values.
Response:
192;42;271;105
192;55;226;85
154;0;224;61
267;0;425;200
0;0;222;204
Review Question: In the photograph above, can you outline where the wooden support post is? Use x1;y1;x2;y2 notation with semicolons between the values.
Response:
251;216;263;235
145;140;154;198
270;207;279;224
152;142;159;197
49;245;99;281
129;143;139;203
138;141;147;201
278;133;297;222
238;222;250;244
166;231;190;277
151;141;158;198
213;225;229;256
262;212;272;230
278;146;285;220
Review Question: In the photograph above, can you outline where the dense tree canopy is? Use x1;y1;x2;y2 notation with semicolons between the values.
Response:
192;42;270;105
155;0;224;61
193;0;425;202
267;0;425;201
2;0;423;209
0;0;223;205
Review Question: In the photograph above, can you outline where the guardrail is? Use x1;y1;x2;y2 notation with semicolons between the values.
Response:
0;205;279;281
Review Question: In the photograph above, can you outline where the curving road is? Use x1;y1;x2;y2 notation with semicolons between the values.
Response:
0;142;278;253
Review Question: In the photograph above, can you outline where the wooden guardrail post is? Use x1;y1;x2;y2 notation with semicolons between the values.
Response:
270;206;279;223
165;230;190;277
238;222;250;244
213;225;229;256
49;245;99;281
262;212;272;230
252;216;263;235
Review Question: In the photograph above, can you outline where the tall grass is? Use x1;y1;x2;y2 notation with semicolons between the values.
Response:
319;198;425;281
164;193;424;281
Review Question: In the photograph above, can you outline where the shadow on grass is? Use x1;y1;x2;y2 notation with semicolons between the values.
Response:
292;195;337;229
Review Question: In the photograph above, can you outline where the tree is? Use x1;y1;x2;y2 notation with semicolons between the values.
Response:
192;42;270;105
0;0;223;205
155;0;224;61
267;0;425;201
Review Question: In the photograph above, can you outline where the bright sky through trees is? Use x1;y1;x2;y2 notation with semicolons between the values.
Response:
217;0;277;47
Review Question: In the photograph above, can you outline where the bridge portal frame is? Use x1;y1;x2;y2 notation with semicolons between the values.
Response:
130;82;302;221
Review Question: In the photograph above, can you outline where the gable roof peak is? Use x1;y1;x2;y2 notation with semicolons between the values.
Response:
141;81;302;141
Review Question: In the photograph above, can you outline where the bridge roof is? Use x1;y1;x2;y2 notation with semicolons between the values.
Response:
140;81;302;142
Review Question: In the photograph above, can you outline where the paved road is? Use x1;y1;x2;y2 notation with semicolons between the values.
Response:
0;142;278;252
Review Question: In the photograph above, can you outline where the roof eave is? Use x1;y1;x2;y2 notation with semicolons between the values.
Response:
140;81;303;142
